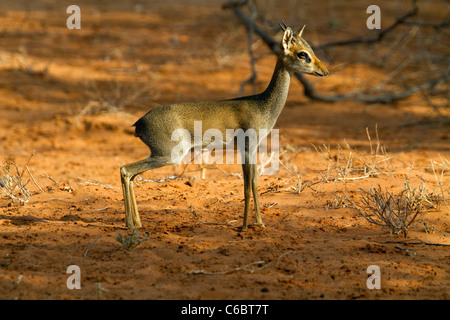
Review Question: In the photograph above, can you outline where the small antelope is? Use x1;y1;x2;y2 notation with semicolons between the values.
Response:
120;22;328;230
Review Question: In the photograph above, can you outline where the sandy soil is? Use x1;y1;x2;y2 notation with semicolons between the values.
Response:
0;0;449;300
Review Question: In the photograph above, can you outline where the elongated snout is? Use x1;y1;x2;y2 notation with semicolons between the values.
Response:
313;60;329;77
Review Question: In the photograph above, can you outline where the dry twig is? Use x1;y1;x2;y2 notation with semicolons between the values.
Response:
83;236;102;257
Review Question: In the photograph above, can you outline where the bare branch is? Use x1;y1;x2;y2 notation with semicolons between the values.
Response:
316;0;419;50
238;1;258;96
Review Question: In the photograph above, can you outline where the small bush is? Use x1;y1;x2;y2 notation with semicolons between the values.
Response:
0;161;31;204
347;182;438;237
116;228;150;251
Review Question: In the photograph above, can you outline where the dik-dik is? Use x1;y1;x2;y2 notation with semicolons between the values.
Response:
120;23;328;230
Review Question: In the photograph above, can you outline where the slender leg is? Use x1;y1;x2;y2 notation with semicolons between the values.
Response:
251;163;264;228
128;180;139;225
241;161;252;231
120;156;171;229
120;170;141;228
241;144;265;231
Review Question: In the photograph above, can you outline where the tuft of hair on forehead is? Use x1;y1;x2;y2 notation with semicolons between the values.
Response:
299;38;314;53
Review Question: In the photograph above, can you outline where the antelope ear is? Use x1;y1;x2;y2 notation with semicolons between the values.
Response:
297;25;306;38
281;27;293;55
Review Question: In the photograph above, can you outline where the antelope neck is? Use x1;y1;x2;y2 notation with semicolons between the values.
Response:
260;57;291;119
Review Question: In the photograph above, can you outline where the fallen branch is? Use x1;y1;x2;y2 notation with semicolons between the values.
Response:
78;177;117;189
198;219;237;226
382;239;450;247
135;175;180;183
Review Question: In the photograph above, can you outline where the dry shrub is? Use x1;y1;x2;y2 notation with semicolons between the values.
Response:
0;161;31;204
0;153;44;205
346;182;439;237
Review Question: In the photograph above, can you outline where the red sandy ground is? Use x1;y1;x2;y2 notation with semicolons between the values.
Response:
0;0;449;300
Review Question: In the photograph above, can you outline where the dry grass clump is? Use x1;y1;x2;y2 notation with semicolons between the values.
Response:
1;49;51;77
314;127;394;181
429;156;450;206
275;126;393;195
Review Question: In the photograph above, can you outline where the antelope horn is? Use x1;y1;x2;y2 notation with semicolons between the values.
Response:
279;20;288;31
297;25;306;38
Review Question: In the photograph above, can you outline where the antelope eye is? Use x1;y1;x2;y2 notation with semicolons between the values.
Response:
297;51;311;63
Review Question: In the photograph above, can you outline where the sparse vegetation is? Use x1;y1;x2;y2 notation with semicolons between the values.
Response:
1;49;51;77
116;228;150;251
274;126;394;196
0;160;31;204
80;80;155;116
0;153;43;205
429;157;450;206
